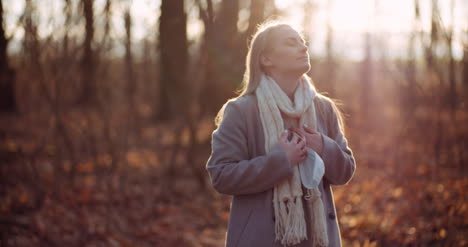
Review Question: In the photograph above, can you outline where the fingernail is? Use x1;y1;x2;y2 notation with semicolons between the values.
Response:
303;124;308;127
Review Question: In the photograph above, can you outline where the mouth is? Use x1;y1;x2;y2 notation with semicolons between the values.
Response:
297;55;309;60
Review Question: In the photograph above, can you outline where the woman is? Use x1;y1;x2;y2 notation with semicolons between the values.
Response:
206;21;356;247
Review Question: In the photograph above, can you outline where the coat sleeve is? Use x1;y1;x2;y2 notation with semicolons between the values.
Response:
206;100;294;196
319;100;356;185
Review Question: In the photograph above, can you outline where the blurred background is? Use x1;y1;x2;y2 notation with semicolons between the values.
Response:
0;0;467;246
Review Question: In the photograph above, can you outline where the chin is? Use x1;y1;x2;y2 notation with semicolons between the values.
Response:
280;64;311;76
296;64;311;74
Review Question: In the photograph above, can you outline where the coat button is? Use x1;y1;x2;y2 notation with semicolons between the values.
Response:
328;212;335;220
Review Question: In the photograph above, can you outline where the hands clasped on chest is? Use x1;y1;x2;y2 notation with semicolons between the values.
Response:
277;125;324;166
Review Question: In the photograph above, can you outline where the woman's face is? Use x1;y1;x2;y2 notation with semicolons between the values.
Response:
261;26;310;75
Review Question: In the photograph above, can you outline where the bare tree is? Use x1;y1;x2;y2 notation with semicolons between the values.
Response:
360;31;373;124
324;0;336;96
463;30;468;167
426;0;439;70
122;7;136;177
21;0;39;66
196;0;219;114
245;0;265;40
124;8;135;107
215;0;239;51
444;0;457;113
463;30;468;103
62;0;72;57
20;0;45;112
427;0;445;168
442;0;462;169
0;0;16;112
264;0;278;17
158;0;188;121
302;0;315;49
213;0;241;90
103;0;112;50
78;0;96;105
401;0;420;116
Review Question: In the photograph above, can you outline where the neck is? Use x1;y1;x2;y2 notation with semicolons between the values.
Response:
269;71;302;101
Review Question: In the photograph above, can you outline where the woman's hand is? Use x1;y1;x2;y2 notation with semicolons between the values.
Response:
290;124;324;156
277;130;307;165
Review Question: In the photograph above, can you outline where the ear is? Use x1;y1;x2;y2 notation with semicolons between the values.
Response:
260;54;273;67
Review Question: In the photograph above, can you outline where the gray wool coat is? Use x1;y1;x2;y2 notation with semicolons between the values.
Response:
206;94;356;247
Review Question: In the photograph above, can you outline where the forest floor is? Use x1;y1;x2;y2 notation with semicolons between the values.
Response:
1;110;467;247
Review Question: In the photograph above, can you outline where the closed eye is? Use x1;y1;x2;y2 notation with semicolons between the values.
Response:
285;37;306;46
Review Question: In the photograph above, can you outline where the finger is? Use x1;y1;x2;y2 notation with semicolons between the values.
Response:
303;125;315;133
291;134;298;144
295;136;304;147
280;131;288;141
305;127;318;135
297;132;307;142
300;155;307;162
302;124;314;132
299;142;305;150
299;152;307;161
297;147;307;156
299;139;306;149
290;127;304;135
293;133;304;144
295;127;308;138
293;132;302;144
289;128;304;141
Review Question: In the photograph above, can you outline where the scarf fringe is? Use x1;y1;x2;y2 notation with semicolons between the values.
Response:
274;196;308;246
308;189;329;247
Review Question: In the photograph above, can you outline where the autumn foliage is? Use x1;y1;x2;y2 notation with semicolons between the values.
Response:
1;0;467;246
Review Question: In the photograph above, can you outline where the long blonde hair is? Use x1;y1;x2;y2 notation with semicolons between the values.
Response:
214;20;345;134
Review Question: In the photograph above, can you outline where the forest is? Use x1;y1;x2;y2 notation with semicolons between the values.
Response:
0;0;467;246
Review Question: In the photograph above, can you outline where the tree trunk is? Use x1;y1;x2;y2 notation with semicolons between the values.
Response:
245;0;265;40
197;0;220;115
446;0;456;112
463;31;468;104
426;0;439;70
22;0;40;111
325;0;335;96
462;31;468;168
213;0;240;92
158;0;188;121
360;32;372;125
302;0;315;49
62;0;72;57
401;0;419;116
0;0;16;112
79;0;96;105
124;8;135;106
216;0;239;51
264;0;278;17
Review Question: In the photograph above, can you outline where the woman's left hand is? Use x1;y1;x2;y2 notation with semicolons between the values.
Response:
290;124;324;156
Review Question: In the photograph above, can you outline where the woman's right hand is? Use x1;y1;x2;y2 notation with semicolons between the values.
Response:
277;130;307;165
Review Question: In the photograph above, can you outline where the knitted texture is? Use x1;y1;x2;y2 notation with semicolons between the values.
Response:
255;74;329;247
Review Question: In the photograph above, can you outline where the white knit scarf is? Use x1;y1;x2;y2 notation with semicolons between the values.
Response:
256;74;329;247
